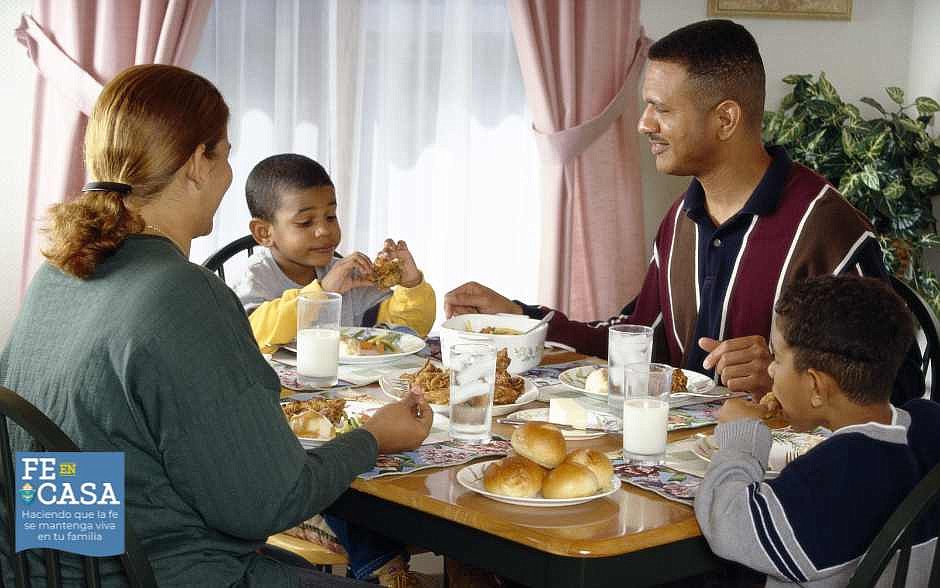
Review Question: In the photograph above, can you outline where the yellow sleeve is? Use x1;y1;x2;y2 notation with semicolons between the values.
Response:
375;279;436;337
248;280;324;354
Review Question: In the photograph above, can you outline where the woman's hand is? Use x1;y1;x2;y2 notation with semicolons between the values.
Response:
319;252;374;293
362;392;433;453
378;239;422;288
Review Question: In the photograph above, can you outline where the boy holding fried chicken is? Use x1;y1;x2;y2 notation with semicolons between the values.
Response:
234;153;436;354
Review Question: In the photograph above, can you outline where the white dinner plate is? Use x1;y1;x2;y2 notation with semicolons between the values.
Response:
457;460;621;507
690;430;827;477
560;366;717;400
283;327;426;365
379;375;538;417
504;408;621;440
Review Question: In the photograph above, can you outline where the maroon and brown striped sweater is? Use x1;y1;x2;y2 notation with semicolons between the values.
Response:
520;155;922;402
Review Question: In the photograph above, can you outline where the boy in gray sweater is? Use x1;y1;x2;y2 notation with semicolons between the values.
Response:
695;276;939;587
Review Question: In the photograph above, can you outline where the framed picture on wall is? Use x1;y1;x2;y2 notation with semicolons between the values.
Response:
707;0;853;20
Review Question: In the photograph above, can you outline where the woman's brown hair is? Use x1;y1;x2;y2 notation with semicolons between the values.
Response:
42;64;229;278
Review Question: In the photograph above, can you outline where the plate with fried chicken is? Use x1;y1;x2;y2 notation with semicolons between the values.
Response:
379;349;538;416
280;398;370;448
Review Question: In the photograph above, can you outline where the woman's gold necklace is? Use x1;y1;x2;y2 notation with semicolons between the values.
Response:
143;223;185;252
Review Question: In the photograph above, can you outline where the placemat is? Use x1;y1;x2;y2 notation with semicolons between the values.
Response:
359;439;511;480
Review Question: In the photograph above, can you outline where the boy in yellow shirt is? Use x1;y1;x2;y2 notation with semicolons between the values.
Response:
234;154;436;586
234;153;435;354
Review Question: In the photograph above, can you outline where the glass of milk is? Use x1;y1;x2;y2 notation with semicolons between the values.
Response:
622;362;673;465
296;292;343;388
607;325;654;414
448;342;497;444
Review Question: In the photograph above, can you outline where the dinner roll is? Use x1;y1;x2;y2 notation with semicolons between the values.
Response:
585;367;608;396
289;410;335;440
482;455;546;498
511;422;566;468
541;462;599;499
564;449;614;490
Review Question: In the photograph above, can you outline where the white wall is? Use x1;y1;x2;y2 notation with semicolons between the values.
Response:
0;0;34;346
636;0;919;253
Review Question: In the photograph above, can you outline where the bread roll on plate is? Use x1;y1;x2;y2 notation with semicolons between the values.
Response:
541;462;599;499
289;410;335;440
564;449;614;490
511;422;566;468
483;455;546;498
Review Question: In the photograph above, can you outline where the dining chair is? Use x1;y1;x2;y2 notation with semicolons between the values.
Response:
202;235;259;282
265;532;348;574
202;235;345;283
846;461;940;587
890;275;940;400
0;386;158;588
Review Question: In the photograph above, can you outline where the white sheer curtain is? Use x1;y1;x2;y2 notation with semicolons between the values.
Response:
189;0;541;329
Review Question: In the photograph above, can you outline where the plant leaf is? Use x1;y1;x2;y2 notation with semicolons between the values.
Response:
911;165;939;188
841;128;857;157
817;73;840;104
861;97;887;115
897;116;925;135
859;164;881;190
780;92;796;111
886;86;905;106
916;96;940;116
883;180;905;200
865;130;890;160
783;74;811;85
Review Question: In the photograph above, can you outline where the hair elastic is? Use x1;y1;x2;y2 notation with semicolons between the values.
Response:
81;181;132;195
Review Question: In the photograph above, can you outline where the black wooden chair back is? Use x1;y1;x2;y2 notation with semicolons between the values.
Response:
847;461;940;587
202;235;258;282
891;275;940;400
0;386;157;588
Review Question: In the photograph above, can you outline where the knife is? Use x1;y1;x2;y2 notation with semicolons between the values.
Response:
495;418;611;433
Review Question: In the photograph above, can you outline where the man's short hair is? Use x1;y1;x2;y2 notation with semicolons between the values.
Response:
774;276;915;405
648;19;765;127
246;153;334;221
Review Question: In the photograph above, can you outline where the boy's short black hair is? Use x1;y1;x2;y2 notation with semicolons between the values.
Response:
245;153;334;221
774;276;915;405
648;19;765;128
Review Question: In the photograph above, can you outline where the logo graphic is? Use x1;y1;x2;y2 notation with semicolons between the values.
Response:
15;452;124;557
18;483;35;504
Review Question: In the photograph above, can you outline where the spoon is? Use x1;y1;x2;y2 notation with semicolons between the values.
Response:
523;310;555;334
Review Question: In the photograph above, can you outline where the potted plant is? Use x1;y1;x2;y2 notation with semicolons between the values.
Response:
763;73;940;311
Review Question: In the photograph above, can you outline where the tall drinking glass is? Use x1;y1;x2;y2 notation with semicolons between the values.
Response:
448;342;497;444
622;363;673;465
607;325;654;413
296;292;343;388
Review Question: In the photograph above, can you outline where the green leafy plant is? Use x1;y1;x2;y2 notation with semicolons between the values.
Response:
763;73;940;312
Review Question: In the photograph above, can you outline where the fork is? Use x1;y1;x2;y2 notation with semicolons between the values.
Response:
385;377;409;394
784;448;801;466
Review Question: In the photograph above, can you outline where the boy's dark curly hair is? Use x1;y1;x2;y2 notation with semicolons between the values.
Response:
648;19;765;129
246;153;334;221
774;276;915;404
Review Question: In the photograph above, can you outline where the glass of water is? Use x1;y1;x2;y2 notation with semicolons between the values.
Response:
607;325;654;413
448;342;497;444
296;292;342;388
622;362;673;465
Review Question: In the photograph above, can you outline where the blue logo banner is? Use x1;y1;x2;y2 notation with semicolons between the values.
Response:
15;452;124;556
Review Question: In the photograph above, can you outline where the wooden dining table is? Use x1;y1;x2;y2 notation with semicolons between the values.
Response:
321;351;726;587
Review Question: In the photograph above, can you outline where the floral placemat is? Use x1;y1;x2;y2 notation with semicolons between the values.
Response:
613;459;701;506
668;401;723;431
359;439;511;480
522;359;602;388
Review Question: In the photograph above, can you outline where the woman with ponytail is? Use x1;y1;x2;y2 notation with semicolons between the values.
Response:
1;65;430;587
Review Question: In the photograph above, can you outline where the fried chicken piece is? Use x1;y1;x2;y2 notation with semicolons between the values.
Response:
403;360;450;404
281;398;347;425
671;368;688;393
373;256;402;288
759;391;782;419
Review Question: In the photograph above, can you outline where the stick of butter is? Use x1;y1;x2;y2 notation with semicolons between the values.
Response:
549;398;588;429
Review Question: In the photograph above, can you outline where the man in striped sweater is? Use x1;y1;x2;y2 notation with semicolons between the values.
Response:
444;19;923;404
